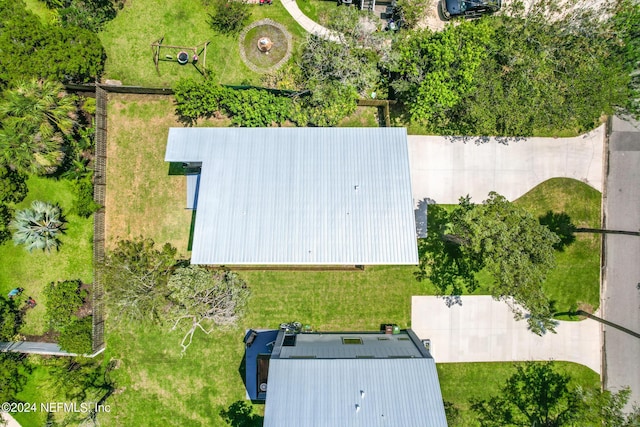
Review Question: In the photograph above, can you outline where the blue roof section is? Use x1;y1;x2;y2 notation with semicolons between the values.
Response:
264;358;448;427
244;329;279;401
165;128;418;265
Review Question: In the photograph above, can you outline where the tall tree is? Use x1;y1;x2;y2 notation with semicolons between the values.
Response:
10;200;66;252
418;193;559;334
0;0;105;87
168;266;250;352
471;362;582;427
471;361;640;427
0;79;77;175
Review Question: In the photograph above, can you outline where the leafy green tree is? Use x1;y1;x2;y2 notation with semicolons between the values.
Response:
168;266;250;352
102;238;177;322
418;193;559;334
58;316;93;354
388;19;494;130
0;296;20;341
10;200;67;252
0;1;105;87
0;79;77;175
0;353;30;403
471;362;582;427
471;362;640;427
44;280;88;330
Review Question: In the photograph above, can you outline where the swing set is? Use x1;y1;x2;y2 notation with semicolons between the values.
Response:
151;37;210;76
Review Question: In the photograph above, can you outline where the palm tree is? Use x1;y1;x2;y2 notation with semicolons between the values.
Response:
0;79;77;175
10;201;66;252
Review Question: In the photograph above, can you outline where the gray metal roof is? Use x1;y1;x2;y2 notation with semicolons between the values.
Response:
165;128;418;265
277;332;425;359
263;358;448;427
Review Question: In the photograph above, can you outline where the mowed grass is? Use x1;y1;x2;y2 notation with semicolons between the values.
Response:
295;0;337;25
99;0;307;87
514;178;601;314
438;361;600;426
0;176;93;335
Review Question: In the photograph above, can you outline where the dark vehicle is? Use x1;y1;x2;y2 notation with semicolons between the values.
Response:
441;0;501;19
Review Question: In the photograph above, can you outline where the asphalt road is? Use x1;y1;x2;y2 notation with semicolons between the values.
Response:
602;116;640;411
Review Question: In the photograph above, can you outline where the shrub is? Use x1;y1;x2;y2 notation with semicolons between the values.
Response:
0;297;20;341
58;316;93;354
73;177;100;218
208;0;251;35
44;280;88;330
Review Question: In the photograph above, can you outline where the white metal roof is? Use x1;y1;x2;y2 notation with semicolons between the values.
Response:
263;358;448;427
165;128;418;265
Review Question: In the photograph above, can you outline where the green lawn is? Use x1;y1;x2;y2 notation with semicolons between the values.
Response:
437;361;600;426
99;0;307;87
295;0;337;25
0;176;93;336
514;178;602;314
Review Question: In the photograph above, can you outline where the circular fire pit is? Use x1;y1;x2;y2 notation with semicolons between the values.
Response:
239;19;292;73
177;51;189;65
257;37;273;53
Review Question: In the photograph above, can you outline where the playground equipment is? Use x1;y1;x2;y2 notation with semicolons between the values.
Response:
151;37;210;76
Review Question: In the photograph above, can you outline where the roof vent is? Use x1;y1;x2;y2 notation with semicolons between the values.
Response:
360;390;365;399
354;185;360;190
355;404;360;413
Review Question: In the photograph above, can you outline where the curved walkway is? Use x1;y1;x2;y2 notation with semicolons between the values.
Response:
408;124;605;204
412;296;601;373
279;0;342;42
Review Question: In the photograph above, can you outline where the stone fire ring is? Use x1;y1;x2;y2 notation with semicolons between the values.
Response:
239;19;292;73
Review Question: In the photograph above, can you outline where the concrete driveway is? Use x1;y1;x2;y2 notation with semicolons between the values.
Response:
408;125;605;204
412;296;601;373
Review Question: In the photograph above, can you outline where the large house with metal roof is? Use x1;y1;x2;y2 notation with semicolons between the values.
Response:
244;326;448;427
165;127;418;266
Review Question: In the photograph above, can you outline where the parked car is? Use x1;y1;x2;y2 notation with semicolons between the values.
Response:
441;0;501;19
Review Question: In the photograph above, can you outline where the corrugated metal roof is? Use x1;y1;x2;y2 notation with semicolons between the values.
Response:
277;332;424;359
165;128;418;265
263;358;448;427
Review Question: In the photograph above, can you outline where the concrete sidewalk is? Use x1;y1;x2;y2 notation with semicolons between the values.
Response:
408;125;605;204
1;412;21;427
412;296;601;373
279;0;342;42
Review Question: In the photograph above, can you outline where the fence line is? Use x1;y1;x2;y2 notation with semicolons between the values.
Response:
92;86;108;353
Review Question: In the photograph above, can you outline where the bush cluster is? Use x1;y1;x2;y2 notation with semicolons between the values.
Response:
44;280;92;354
174;78;356;127
208;0;251;35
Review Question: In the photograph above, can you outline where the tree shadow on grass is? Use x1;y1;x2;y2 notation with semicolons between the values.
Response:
538;211;576;251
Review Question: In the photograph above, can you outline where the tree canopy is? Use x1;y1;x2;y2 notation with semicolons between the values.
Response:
418;193;559;334
386;0;637;135
0;0;105;88
471;361;640;427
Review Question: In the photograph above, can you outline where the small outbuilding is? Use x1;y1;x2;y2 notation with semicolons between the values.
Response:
165;128;418;266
